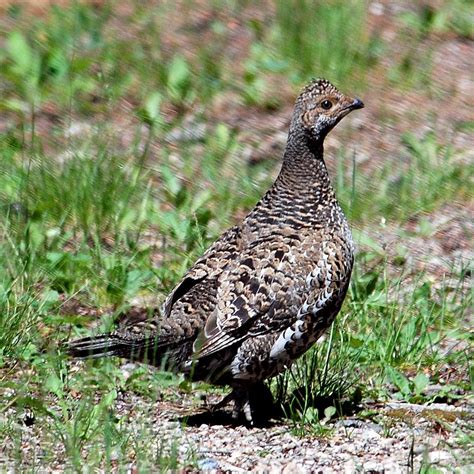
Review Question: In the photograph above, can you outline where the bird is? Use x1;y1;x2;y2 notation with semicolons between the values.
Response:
67;79;364;424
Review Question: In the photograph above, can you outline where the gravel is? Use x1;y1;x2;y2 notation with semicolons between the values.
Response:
1;385;472;472
0;384;474;473
115;392;474;472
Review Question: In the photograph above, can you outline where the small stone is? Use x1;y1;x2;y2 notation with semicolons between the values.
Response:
427;450;455;464
344;459;356;473
337;419;362;428
362;428;381;441
197;458;220;470
412;444;425;455
363;460;384;473
282;461;308;473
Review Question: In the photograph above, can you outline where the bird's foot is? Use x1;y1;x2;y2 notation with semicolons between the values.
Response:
210;387;254;424
209;390;235;413
210;382;276;426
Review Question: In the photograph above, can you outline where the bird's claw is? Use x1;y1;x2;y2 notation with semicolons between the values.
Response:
211;388;254;425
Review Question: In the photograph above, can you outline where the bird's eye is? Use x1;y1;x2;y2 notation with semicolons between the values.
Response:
321;99;333;110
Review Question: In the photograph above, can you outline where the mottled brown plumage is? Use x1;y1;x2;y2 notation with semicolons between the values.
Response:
67;79;364;423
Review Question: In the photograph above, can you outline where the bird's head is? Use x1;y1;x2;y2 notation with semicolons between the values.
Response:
292;78;364;143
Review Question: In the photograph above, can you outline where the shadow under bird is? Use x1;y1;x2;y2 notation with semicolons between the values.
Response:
67;79;364;424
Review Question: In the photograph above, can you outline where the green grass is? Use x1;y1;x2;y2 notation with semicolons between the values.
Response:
399;0;474;40
0;0;472;469
273;0;381;86
334;131;473;223
240;0;382;104
1;352;192;470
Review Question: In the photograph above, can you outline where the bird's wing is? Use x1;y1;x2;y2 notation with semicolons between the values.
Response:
194;229;329;359
195;228;354;360
162;225;243;318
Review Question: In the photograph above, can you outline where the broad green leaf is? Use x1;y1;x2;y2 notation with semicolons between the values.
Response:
7;31;32;75
45;373;63;397
144;91;163;124
413;373;429;395
167;55;191;101
323;405;337;420
387;367;411;396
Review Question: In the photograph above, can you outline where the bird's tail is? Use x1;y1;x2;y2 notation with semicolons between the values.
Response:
66;333;162;364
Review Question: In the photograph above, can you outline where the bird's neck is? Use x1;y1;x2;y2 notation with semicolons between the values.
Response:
244;127;342;234
277;128;334;196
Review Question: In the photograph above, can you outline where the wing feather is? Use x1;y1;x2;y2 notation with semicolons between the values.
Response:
195;229;353;360
195;231;312;359
162;226;243;318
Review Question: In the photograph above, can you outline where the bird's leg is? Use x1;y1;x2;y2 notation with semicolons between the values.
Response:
208;387;254;424
230;388;253;424
209;390;235;412
209;383;276;425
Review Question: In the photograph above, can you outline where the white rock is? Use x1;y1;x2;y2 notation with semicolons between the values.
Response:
427;450;455;464
363;460;383;472
344;459;356;474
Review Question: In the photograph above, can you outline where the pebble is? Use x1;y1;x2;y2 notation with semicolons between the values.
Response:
197;458;220;470
427;450;455;464
363;460;383;472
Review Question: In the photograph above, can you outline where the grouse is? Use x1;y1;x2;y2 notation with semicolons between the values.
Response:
67;79;364;424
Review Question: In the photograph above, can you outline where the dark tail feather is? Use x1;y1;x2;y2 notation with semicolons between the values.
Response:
66;334;132;359
66;333;164;365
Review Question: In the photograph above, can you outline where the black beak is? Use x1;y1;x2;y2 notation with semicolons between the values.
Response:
350;97;364;110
